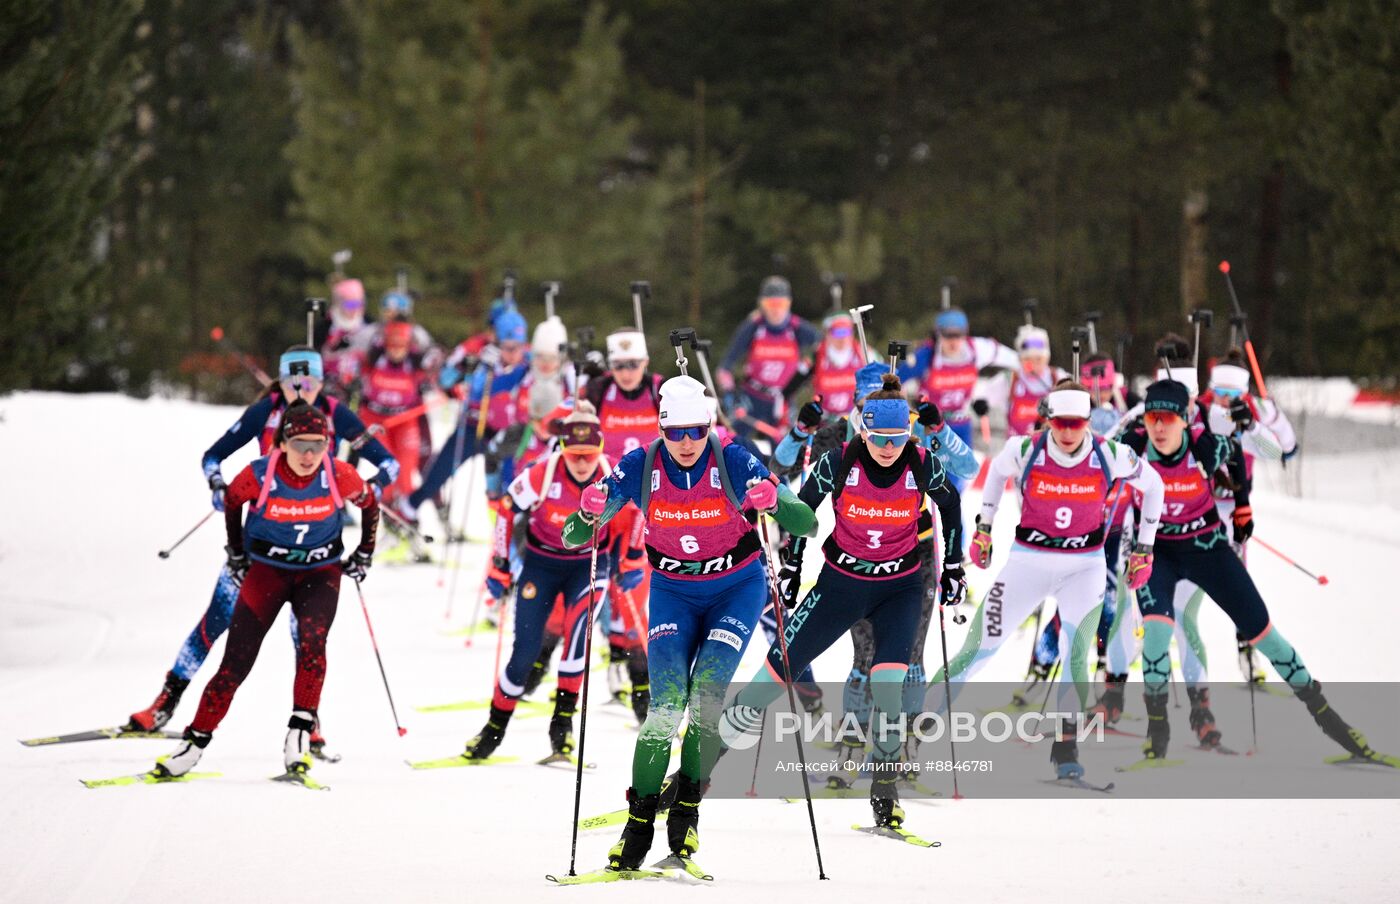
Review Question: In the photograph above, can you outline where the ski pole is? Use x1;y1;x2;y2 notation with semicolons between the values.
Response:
630;280;650;333
380;503;434;545
209;326;272;386
1251;537;1329;585
745;708;768;798
376;396;446;431
933;581;965;801
756;506;828;880
1246;643;1259;755
305;297;325;347
1189;308;1214;371
565;531;602;878
157;510;216;559
849;303;874;365
354;578;407;737
1218;261;1270;400
445;371;494;619
463;576;488;648
492;585;514;687
437;403;471;592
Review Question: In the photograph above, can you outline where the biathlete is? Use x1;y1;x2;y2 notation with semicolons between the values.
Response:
561;374;817;872
125;346;397;762
720;373;968;830
154;402;381;778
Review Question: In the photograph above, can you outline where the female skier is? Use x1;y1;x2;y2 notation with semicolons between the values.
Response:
561;374;817;873
154;402;380;778
720;373;967;831
125;346;396;761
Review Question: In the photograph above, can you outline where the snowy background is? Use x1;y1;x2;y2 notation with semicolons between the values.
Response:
2;389;1398;903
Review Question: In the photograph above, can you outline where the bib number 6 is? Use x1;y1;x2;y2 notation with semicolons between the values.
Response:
680;534;701;555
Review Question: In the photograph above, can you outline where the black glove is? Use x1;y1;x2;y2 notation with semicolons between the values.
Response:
1231;505;1254;545
970;399;990;418
582;349;607;380
224;546;250;587
916;398;944;430
342;547;373;582
1229;397;1254;429
796;399;824;432
939;562;967;609
777;558;802;609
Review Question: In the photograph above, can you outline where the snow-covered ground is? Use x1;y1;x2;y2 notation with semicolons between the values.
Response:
2;390;1398;903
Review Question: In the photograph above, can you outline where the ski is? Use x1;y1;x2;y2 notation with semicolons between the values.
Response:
538;753;596;770
1190;743;1241;756
406;754;519;770
413;699;552;716
852;824;942;847
1041;777;1116;794
1114;758;1185;773
81;770;220;789
579;806;669;832
1326;752;1400;769
545;868;669;885
311;746;342;764
651;854;715;880
1104;726;1144;739
20;726;183;747
272;771;330;791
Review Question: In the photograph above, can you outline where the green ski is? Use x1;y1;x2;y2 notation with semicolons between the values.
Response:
81;770;220;789
406;754;519;770
546;868;669;885
1114;758;1185;773
852;824;942;847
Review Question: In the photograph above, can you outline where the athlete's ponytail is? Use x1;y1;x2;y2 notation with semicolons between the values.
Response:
863;372;907;402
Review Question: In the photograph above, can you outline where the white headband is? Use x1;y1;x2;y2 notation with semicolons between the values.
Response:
1155;366;1199;397
1045;389;1091;419
1210;364;1251;392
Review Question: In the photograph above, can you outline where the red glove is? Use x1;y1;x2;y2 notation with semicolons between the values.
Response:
970;519;993;569
580;482;609;517
1126;544;1154;591
743;478;778;514
1232;505;1254;545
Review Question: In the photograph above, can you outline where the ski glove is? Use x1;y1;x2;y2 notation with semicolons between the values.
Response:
777;557;802;609
579;482;609;519
970;519;994;569
581;350;607;380
342;547;373;582
796;399;824;432
224;546;250;587
742;478;779;514
1232;505;1254;545
209;474;227;513
485;555;512;599
939;562;968;609
917;398;944;430
477;344;501;370
1229;397;1254;429
1126;544;1154;590
970;399;990;418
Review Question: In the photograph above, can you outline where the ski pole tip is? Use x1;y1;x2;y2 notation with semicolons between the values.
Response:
398;727;408;737
1218;260;1230;274
1318;575;1329;586
210;326;224;341
157;550;170;559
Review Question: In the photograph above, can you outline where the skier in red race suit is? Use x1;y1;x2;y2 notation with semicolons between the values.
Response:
153;401;381;780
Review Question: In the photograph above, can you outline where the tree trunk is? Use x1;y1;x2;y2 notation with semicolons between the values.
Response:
688;79;706;326
469;0;495;316
1255;35;1292;361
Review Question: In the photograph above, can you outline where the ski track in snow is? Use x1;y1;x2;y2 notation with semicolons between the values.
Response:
1;391;1398;903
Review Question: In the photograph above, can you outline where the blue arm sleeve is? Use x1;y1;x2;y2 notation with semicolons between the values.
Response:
467;365;490;406
595;448;647;524
202;397;275;480
927;423;978;480
772;428;810;469
897;344;932;383
720;318;758;372
723;441;772;484
332;405;400;488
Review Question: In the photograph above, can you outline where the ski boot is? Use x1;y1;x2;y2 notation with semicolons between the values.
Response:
1050;721;1083;780
627;653;650;724
607;788;661;871
666;773;704;857
549;691;578;758
1143;692;1170;759
1011;660;1052;708
126;671;190;732
796;682;825;721
1237;636;1267;684
154;727;211;778
1187;686;1223;749
606;643;629;705
432;500;465;544
870;775;905;829
523;633;561;697
1088;673;1128;725
464;705;513;760
1296;680;1375;759
284;709;315;774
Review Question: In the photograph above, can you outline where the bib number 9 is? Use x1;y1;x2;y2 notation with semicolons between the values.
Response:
1054;507;1072;530
680;534;701;555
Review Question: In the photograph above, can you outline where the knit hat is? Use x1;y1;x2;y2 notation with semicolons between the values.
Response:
1045;388;1091;419
935;308;969;334
854;362;887;404
532;316;568;357
1210;363;1251;393
496;309;527;345
279;401;329;441
658;375;711;427
760;276;791;300
1144;380;1191;420
1016;325;1050;356
559;400;603;453
606;329;648;363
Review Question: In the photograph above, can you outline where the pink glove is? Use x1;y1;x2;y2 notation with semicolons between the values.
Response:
969;520;993;569
717;369;736;393
743;478;778;513
580;482;609;517
1126;544;1154;590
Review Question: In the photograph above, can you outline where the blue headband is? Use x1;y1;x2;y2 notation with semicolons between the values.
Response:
935;309;969;332
861;398;909;431
279;350;324;381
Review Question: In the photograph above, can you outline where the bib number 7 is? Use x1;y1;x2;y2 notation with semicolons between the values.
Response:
294;524;309;545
